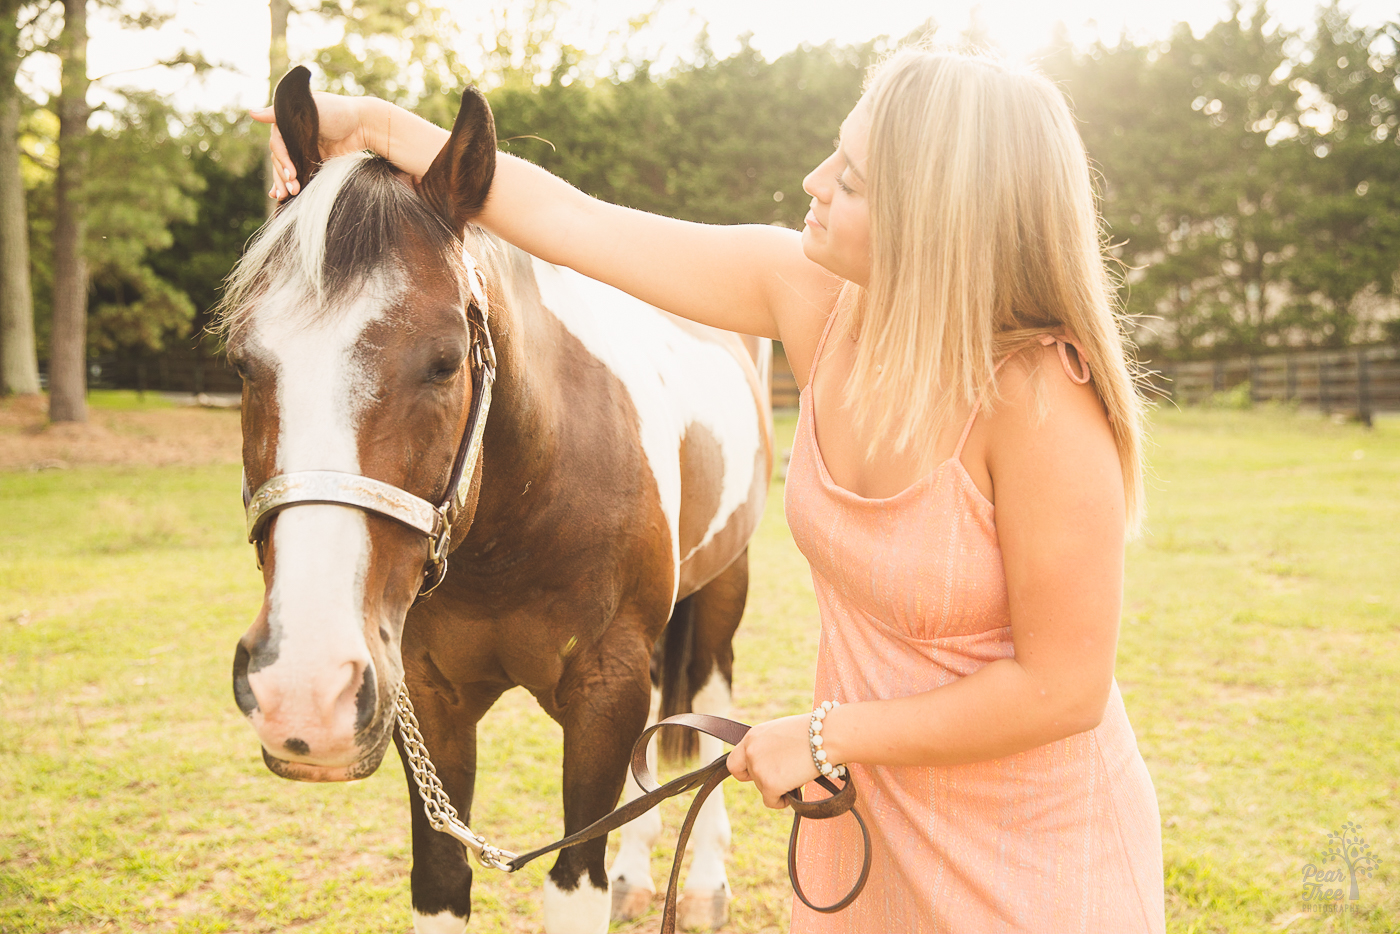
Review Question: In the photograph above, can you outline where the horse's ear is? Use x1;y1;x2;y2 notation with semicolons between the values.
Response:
417;87;496;233
273;65;322;200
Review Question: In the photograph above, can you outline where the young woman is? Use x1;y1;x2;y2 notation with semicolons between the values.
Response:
259;47;1165;932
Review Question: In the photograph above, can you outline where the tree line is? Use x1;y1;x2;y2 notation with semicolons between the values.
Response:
0;1;1396;420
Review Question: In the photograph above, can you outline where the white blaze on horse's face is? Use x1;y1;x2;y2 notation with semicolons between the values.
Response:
242;276;402;777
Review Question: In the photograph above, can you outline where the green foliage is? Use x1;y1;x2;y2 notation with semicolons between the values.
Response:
300;0;877;232
23;96;258;359
310;0;469;119
14;3;240;361
23;91;205;356
1283;8;1400;333
1045;3;1400;358
145;112;267;339
485;39;874;229
1203;380;1254;410
21;1;1395;370
84;94;205;354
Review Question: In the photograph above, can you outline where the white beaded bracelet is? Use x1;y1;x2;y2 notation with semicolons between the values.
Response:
809;700;848;780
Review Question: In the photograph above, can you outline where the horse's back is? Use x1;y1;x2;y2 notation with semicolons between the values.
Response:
527;258;772;599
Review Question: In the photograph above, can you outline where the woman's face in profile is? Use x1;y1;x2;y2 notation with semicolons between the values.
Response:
801;95;873;286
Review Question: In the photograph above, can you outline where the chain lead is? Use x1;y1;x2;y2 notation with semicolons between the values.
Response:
394;683;519;872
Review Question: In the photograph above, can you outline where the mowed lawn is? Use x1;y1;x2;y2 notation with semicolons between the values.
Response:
1;400;1397;933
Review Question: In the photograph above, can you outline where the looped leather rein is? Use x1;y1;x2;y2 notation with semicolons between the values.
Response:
505;713;871;933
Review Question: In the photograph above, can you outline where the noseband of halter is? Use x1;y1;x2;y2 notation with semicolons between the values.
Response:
241;252;497;602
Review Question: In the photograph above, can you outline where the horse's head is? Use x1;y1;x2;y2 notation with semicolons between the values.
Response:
222;67;497;781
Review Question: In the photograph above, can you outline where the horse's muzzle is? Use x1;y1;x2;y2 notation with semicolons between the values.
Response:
259;727;394;782
232;633;389;778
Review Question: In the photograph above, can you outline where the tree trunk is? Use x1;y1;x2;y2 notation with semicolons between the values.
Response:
264;0;290;215
49;0;89;422
0;2;40;396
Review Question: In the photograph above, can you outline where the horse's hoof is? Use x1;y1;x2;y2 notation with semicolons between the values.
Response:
677;890;729;932
610;880;655;922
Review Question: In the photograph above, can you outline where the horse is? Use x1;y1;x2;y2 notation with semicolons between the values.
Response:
220;68;773;934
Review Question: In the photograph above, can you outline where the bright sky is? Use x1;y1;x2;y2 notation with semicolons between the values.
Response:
17;0;1399;113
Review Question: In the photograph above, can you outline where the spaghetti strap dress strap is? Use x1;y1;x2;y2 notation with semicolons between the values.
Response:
951;399;984;461
1040;332;1092;384
806;311;841;389
951;333;1093;461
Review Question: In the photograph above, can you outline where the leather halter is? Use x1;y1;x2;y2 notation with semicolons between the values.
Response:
241;253;497;600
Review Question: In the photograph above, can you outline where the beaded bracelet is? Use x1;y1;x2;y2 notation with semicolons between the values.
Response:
809;700;848;780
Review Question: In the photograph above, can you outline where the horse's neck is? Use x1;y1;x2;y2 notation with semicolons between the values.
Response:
469;238;559;512
479;237;547;419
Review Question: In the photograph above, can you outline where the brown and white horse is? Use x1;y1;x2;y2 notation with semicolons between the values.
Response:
221;70;772;933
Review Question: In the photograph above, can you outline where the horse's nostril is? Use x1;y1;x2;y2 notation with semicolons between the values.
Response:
354;664;378;733
232;642;259;716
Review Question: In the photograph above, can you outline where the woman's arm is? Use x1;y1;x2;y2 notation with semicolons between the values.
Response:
729;349;1126;807
256;95;840;343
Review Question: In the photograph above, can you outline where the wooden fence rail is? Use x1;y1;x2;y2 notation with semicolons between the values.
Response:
75;342;1400;426
82;346;243;396
1148;345;1400;425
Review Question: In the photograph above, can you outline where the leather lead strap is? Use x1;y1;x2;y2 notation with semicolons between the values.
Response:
504;714;872;934
786;781;872;914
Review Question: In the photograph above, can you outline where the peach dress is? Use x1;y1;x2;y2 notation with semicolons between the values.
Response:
784;322;1165;933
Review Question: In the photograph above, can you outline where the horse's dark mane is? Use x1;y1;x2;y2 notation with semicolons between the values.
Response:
216;152;468;337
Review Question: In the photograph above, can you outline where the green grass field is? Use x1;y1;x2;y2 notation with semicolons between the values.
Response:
1;406;1396;933
82;390;177;411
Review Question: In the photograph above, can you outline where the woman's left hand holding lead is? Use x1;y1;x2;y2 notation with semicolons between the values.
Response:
728;713;819;809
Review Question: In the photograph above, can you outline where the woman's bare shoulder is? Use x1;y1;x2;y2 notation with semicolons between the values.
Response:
985;343;1122;510
995;342;1110;424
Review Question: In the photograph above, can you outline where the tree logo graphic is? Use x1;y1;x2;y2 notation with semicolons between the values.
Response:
1302;821;1383;903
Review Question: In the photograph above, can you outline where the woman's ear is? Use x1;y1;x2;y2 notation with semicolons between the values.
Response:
416;87;497;234
272;65;323;202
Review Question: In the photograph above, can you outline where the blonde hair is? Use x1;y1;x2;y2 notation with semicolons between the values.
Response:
840;47;1146;532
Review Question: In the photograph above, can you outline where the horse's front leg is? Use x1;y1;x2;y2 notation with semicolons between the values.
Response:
608;683;663;921
396;680;506;934
544;641;653;934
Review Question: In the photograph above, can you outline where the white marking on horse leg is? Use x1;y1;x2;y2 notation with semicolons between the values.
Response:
683;671;732;897
609;687;662;898
412;908;467;934
542;874;611;934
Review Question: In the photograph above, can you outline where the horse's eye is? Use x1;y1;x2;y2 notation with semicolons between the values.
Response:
426;356;465;384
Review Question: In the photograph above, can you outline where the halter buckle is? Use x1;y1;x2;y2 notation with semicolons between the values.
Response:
419;509;453;599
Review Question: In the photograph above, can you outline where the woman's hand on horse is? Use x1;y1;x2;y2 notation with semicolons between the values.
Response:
727;713;819;810
251;92;373;199
249;87;836;347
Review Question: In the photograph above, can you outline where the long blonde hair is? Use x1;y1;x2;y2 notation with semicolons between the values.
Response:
840;47;1146;532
